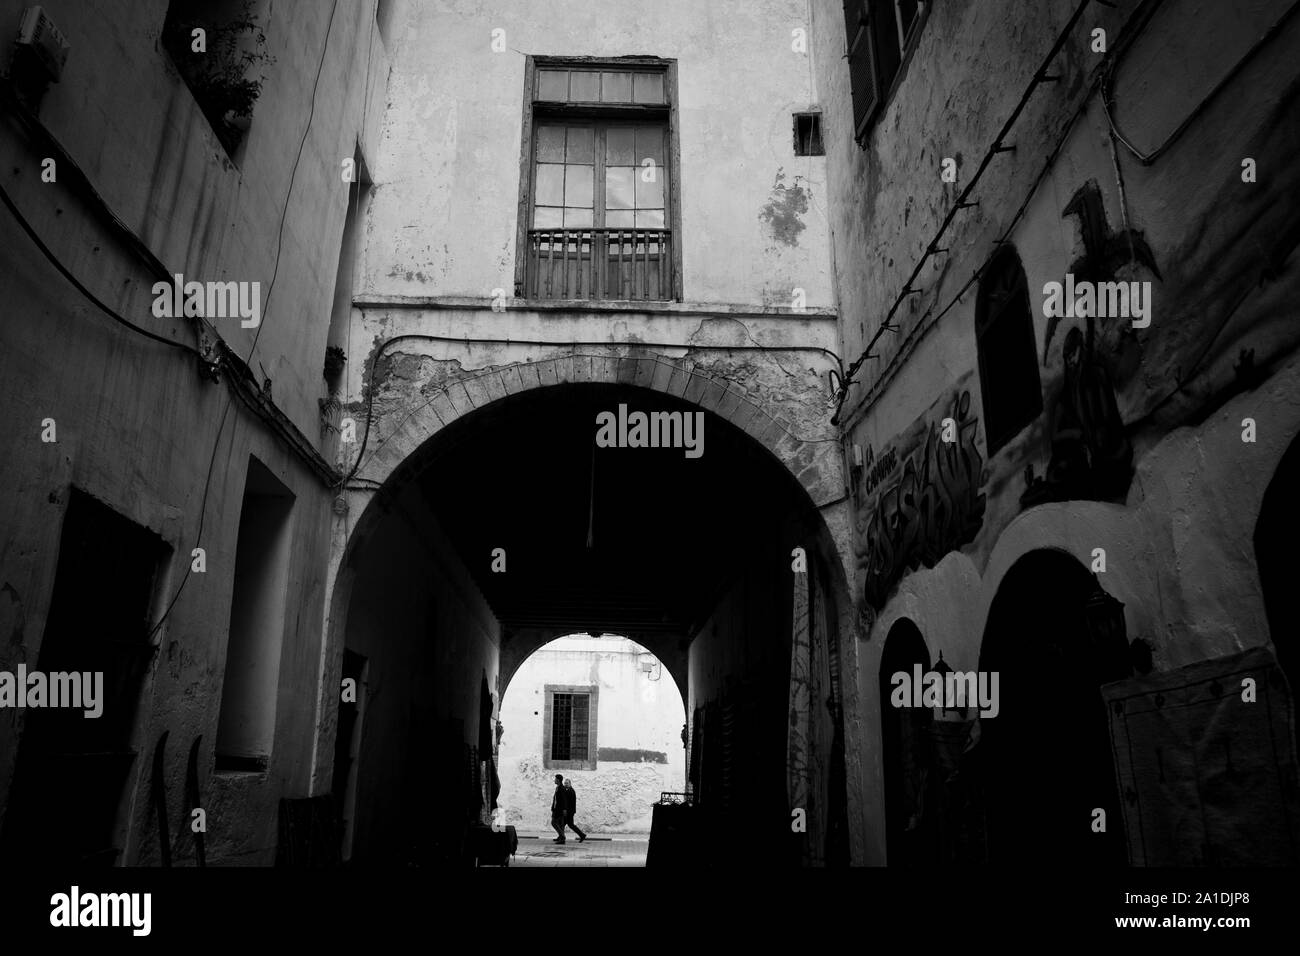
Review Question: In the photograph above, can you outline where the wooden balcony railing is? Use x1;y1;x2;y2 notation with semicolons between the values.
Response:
526;228;672;301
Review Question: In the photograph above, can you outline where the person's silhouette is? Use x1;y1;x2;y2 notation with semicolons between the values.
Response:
563;778;586;842
550;774;567;843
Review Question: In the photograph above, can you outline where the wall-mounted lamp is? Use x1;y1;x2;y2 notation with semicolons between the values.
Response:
1084;575;1130;681
933;650;966;719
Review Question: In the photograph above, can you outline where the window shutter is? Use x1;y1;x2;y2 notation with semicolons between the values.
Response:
843;0;880;144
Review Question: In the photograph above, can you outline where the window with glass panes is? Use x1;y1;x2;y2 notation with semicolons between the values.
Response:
518;59;678;302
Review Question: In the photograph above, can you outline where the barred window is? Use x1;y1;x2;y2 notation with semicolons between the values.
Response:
543;684;598;770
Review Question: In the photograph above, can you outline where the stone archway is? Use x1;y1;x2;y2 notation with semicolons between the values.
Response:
350;351;843;510
311;363;865;864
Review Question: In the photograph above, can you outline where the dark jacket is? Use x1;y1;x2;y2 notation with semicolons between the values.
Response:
551;785;565;824
564;785;577;817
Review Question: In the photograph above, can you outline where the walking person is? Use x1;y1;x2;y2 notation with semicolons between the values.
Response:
550;774;567;843
562;777;586;842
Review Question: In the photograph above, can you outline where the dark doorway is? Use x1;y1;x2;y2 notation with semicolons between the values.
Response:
977;549;1129;866
331;649;367;861
879;618;937;866
1;489;167;866
1255;433;1300;696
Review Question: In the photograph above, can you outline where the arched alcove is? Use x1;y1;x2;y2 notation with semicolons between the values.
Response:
977;548;1129;866
878;618;937;866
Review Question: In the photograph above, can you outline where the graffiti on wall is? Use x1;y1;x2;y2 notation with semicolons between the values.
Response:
1042;179;1162;366
1022;180;1152;507
1021;320;1135;507
853;386;987;610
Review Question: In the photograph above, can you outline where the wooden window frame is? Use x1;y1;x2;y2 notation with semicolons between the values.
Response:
515;56;682;302
542;683;599;771
845;0;931;147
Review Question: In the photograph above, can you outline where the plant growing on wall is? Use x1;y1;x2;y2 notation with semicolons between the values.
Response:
323;345;347;392
162;2;275;155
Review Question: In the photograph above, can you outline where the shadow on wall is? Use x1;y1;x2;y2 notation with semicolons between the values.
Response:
498;754;682;833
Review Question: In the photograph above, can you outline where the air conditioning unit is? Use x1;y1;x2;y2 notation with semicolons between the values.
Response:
15;6;70;82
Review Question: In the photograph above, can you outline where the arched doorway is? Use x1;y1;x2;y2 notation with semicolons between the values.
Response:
1255;432;1300;695
496;634;686;838
977;549;1130;866
325;380;855;866
878;618;938;866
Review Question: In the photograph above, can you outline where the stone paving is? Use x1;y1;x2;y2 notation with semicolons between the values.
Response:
506;832;648;867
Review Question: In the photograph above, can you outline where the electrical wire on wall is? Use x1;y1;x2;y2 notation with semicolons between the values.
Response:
336;330;846;489
0;171;236;646
245;0;340;367
830;0;1101;428
1101;0;1300;166
0;2;348;646
834;0;1300;431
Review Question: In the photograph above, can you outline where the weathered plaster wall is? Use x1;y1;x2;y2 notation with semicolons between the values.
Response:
366;0;832;307
340;483;500;864
337;311;845;507
0;0;388;864
812;0;1300;863
497;635;686;832
338;0;849;568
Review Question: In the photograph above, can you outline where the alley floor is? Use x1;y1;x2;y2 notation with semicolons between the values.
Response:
506;832;648;867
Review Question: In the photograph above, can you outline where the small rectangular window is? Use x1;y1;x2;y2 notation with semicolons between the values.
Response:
793;113;824;156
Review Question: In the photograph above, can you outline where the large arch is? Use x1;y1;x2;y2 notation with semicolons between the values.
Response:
977;548;1130;866
496;634;688;835
312;365;861;865
352;352;844;511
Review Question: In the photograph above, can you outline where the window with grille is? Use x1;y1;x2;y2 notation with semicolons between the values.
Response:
976;246;1043;454
543;684;598;770
843;0;929;146
517;58;679;302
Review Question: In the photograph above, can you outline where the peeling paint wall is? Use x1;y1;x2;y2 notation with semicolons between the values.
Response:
812;0;1300;863
337;0;850;531
365;0;832;307
0;0;388;864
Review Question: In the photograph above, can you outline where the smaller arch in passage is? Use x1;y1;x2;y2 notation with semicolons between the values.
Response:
496;634;687;835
